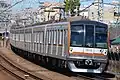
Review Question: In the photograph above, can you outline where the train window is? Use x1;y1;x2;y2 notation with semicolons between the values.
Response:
40;32;43;43
16;34;19;41
85;25;94;47
95;33;107;48
25;34;27;42
10;34;12;40
54;30;57;44
45;31;49;44
51;30;54;44
70;25;84;47
71;25;84;31
25;33;31;42
20;34;24;41
34;33;36;42
18;33;20;41
29;33;31;42
13;34;15;40
59;30;63;44
36;33;37;42
36;33;39;43
19;34;21;41
95;26;107;48
57;30;60;44
48;30;51;44
56;30;58;44
96;26;107;33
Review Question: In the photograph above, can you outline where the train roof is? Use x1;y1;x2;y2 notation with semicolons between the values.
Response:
11;16;107;29
71;20;108;27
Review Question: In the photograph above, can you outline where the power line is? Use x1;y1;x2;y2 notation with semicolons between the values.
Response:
0;0;25;15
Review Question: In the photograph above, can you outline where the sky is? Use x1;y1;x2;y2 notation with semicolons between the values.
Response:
11;0;113;11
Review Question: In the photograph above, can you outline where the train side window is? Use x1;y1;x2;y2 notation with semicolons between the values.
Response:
16;34;18;41
29;33;31;42
56;30;58;44
10;34;12;40
56;30;60;44
57;30;60;44
59;30;63;44
13;34;15;40
48;30;51;44
20;34;24;41
18;33;20;41
34;33;36;42
35;33;37;42
37;33;39;43
46;31;49;44
26;33;29;42
26;33;31;42
54;30;57;44
18;34;20;41
40;32;43;43
25;33;27;42
12;34;14;40
51;30;54;44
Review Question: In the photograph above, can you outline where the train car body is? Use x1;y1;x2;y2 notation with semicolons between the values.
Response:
10;20;108;73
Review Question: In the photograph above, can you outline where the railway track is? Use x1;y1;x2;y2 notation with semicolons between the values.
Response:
0;48;115;80
0;51;50;80
74;72;115;80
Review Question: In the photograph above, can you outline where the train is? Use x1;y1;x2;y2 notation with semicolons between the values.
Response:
2;31;10;39
10;18;109;73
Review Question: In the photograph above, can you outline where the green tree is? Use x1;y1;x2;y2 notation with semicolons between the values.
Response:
64;0;80;16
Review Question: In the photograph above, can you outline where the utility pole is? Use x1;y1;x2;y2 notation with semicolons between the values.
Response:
94;0;104;22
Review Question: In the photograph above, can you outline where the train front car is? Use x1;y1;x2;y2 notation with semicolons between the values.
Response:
67;20;108;73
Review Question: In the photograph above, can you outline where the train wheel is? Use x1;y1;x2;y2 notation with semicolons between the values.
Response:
35;54;39;64
52;59;57;66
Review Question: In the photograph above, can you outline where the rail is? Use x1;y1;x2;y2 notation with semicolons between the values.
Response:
0;50;50;80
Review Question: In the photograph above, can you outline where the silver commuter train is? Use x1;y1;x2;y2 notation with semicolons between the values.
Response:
10;19;109;73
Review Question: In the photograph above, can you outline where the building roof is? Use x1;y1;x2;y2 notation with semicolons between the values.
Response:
111;37;120;44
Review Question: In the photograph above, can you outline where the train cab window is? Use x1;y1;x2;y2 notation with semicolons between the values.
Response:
95;26;107;48
85;25;94;48
70;25;84;47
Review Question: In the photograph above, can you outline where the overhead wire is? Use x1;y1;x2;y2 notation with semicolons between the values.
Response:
0;0;25;14
0;0;25;21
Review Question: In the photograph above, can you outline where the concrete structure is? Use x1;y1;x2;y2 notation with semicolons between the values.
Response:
11;2;63;25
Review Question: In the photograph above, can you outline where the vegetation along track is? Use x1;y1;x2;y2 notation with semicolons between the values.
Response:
0;50;50;80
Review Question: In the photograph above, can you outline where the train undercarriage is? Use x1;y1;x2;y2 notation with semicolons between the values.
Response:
10;44;108;73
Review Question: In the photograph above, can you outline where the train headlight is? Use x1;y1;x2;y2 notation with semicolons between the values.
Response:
69;48;73;54
104;52;107;55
